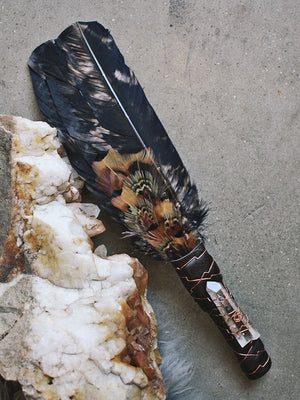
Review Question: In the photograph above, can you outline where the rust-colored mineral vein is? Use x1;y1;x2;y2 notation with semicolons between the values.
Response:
120;259;165;398
0;226;26;282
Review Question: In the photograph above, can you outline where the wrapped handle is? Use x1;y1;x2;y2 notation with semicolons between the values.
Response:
171;243;271;379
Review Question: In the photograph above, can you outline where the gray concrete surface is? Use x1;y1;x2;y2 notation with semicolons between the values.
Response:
0;1;299;399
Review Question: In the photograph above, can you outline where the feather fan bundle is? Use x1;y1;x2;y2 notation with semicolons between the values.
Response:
28;21;207;260
28;21;271;380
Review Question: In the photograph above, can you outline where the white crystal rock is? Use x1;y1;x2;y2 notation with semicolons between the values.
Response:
0;116;165;400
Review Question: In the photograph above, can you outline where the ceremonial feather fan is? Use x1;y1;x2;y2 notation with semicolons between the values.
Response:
28;21;271;380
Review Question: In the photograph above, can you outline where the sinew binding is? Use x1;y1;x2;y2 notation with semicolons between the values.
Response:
28;21;271;379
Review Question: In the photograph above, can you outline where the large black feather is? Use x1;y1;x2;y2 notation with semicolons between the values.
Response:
28;21;206;238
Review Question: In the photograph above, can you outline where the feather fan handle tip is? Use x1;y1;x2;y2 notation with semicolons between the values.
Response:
28;21;271;379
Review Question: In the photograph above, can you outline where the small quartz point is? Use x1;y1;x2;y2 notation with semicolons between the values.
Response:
206;281;260;348
94;244;108;258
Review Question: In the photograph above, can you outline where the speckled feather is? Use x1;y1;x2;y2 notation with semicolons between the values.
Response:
28;21;207;259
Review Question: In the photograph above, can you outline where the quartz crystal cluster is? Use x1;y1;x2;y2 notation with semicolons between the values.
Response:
0;116;165;400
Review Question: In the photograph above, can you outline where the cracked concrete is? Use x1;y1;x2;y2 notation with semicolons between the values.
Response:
0;1;299;399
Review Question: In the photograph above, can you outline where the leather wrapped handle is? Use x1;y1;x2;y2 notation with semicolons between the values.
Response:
171;243;271;379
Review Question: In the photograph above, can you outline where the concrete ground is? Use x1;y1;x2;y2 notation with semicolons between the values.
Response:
0;1;299;399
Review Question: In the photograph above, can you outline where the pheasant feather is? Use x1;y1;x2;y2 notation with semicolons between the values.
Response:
28;21;271;380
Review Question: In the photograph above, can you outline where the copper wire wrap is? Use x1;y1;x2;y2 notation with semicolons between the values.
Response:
171;242;271;379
